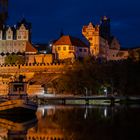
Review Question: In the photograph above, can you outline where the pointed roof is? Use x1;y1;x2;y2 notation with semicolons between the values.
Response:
109;36;120;45
17;18;31;30
25;42;37;53
54;35;89;48
88;22;94;27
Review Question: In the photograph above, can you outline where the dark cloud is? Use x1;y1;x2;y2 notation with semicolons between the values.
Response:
8;0;140;47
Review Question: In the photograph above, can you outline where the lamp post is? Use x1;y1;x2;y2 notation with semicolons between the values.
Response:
104;87;108;96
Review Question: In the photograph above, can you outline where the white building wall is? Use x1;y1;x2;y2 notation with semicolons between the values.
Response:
16;24;29;41
0;31;2;40
0;40;26;53
6;27;13;40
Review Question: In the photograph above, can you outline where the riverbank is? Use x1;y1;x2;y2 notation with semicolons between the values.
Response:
32;95;140;105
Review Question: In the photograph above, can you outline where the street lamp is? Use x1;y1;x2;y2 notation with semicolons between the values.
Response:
104;87;108;96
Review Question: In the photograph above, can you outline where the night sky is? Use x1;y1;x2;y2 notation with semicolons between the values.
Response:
8;0;140;48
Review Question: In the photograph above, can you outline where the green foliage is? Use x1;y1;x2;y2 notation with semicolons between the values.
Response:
51;57;140;96
51;57;102;95
128;49;140;62
5;54;25;65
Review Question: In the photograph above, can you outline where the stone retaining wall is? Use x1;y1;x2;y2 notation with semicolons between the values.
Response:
0;63;66;73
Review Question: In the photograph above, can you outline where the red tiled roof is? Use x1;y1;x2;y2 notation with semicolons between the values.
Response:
54;35;88;48
26;42;37;53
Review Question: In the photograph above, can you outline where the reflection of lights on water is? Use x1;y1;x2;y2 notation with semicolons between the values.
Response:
35;90;45;96
37;106;56;117
42;108;45;116
0;128;8;140
39;106;55;110
84;107;88;119
104;108;107;118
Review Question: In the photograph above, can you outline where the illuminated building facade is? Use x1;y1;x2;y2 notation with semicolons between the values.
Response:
82;22;109;58
0;18;35;54
82;16;129;60
52;35;89;60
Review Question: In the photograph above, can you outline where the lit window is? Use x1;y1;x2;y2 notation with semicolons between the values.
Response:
8;36;11;39
58;47;61;51
69;46;73;50
18;36;21;39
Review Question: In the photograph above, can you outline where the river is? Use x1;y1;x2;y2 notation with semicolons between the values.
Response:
0;105;140;140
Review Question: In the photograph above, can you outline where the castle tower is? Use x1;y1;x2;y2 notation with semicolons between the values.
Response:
99;16;111;41
0;0;8;29
82;22;100;56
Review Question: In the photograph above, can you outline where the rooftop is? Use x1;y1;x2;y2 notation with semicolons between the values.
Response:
26;42;37;53
54;35;89;48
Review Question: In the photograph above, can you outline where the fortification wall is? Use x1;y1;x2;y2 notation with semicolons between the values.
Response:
0;63;66;74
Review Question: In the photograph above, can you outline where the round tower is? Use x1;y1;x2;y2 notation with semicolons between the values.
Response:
99;16;111;41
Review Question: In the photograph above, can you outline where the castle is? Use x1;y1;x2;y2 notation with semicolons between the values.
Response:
0;16;129;65
52;16;129;61
52;35;89;60
82;16;129;61
0;18;53;64
0;18;34;53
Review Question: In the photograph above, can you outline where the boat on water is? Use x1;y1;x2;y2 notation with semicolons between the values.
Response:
0;75;38;115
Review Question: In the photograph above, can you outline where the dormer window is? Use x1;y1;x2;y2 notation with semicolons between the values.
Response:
58;47;61;51
63;46;66;51
8;36;11;39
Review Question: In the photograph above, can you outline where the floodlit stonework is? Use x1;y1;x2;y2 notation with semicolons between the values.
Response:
0;18;33;53
82;22;110;59
0;18;55;64
0;16;133;65
26;54;53;64
82;16;129;61
52;35;89;60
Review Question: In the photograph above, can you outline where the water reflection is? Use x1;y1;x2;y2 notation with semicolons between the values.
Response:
0;116;37;140
0;105;140;140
